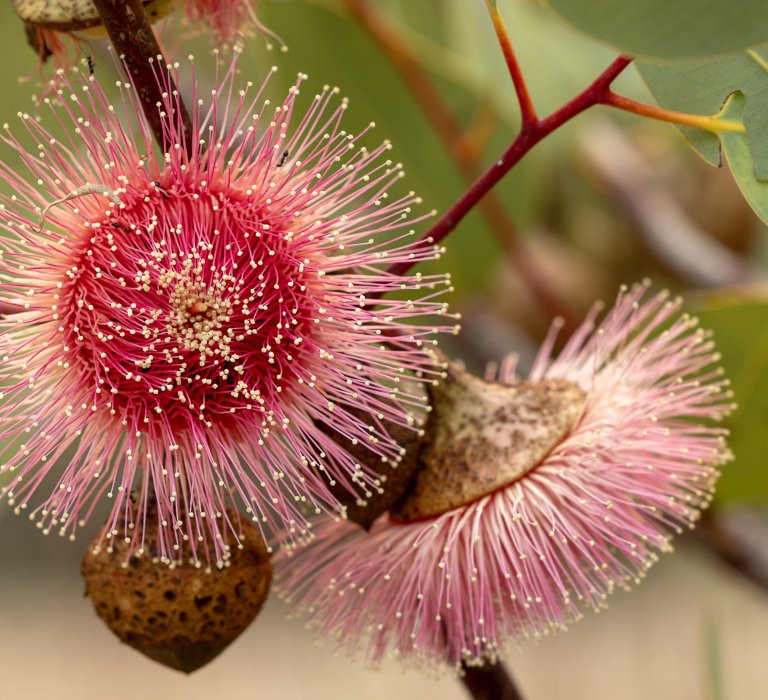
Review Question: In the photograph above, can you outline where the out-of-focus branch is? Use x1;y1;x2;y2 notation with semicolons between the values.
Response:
456;98;498;165
342;0;577;330
343;0;463;159
579;120;766;288
697;508;768;594
461;661;526;700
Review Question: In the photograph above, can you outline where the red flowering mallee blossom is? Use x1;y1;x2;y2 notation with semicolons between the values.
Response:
0;55;454;566
277;283;734;668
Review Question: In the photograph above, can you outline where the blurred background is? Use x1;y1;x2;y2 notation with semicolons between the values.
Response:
0;0;767;698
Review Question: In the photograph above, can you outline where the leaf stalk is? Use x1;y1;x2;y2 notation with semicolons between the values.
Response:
603;92;746;134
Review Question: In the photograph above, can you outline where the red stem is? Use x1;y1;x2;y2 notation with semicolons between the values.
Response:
489;8;537;126
385;56;633;279
343;0;576;328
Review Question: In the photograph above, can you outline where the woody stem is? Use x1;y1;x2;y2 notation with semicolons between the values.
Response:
344;0;576;329
461;661;526;700
485;0;537;126
92;0;193;154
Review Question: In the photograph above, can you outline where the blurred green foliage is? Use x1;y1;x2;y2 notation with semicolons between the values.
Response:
541;0;768;60
692;290;768;501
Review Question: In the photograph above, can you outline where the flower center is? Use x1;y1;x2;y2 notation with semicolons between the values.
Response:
138;247;240;371
57;182;317;434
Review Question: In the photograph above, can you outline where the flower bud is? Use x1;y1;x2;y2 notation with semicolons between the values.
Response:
82;508;271;673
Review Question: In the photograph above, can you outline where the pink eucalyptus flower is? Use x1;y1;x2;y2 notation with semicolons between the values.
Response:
0;54;453;566
276;282;734;668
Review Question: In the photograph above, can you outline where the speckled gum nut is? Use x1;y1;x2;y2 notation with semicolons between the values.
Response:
12;0;182;32
393;358;586;521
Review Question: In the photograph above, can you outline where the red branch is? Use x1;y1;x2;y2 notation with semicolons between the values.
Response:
385;56;633;279
489;6;537;126
344;0;576;328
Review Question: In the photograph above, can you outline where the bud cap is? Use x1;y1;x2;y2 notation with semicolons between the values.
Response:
394;361;585;521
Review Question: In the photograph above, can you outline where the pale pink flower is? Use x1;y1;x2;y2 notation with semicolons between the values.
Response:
0;55;452;566
276;283;734;668
184;0;278;45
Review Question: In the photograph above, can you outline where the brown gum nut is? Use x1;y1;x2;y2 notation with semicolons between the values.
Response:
13;0;171;31
81;511;272;674
392;361;586;522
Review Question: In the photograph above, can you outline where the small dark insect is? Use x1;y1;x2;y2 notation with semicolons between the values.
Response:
86;55;95;75
277;149;290;167
152;181;170;200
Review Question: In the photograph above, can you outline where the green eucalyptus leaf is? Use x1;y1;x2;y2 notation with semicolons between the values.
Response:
540;0;768;60
720;96;768;225
637;45;768;223
691;289;768;502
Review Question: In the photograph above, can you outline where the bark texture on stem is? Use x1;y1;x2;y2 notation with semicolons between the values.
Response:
461;661;526;700
92;0;193;154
